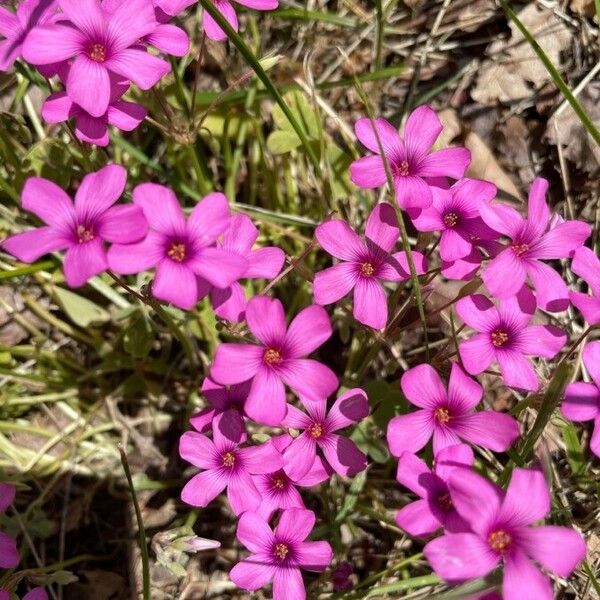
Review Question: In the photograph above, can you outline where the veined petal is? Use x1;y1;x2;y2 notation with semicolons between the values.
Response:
284;304;332;358
401;363;447;409
529;220;591;259
394;175;433;210
107;231;166;274
229;554;276;592
416;147;470;179
74;164;127;222
190;247;247;288
458;333;495;376
387;410;434;456
353;277;388;329
502;549;553;600
447;362;482;413
354;117;402;156
562;382;600;421
313;262;358;305
572;246;600;296
58;0;106;38
278;358;338;402
319;433;367;476
350;155;387;188
152;260;198;309
181;468;228;507
63;237;108;286
227;470;261;515
524;259;569;312
178;431;218;469
133;183;186;235
211;343;263;385
452;411;519;452
67;55;110;117
294;541;333;572
403;105;443;161
315;219;367;261
106;0;157;52
21;176;75;227
325;388;369;432
496;350;539;392
482;249;527;299
275;507;315;543
498;467;549;527
584;341;600;389
245;295;287;347
97;205;148;244
105;48;170;90
365;203;399;253
2;227;70;263
22;23;85;64
244;367;287;427
187;192;231;247
236;512;275;553
396;499;442;537
203;0;238;41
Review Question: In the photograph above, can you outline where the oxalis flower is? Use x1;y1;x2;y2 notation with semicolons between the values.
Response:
210;296;338;427
387;363;519;456
2;165;147;287
570;247;600;325
108;185;248;310
480;177;591;311
349;105;471;209
0;590;48;600
22;0;170;117
0;482;18;569
281;388;369;479
179;413;284;515
395;444;474;537
313;203;427;330
424;468;587;600
562;342;600;457
229;508;333;600
456;293;567;392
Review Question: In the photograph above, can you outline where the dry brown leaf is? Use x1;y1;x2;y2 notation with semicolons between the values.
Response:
570;0;595;16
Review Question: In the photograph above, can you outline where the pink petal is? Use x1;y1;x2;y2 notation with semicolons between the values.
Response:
58;0;105;37
502;549;553;600
456;294;497;333
570;291;600;325
236;512;274;553
529;220;591;260
74;112;109;147
378;250;426;281
281;404;312;430
440;228;472;262
133;183;186;235
518;324;566;359
245;295;287;346
496;350;539;392
212;411;243;450
104;48;170;90
434;444;474;480
354;117;402;155
220;213;257;253
294;456;330;486
284;304;332;358
107;100;147;131
21;176;75;227
244;366;287;426
97;205;148;244
350;155;387;188
0;483;15;513
279;358;338;402
523;177;550;241
22;589;48;600
181;468;228;507
326;388;369;432
408;204;444;232
75;164;127;222
203;0;238;41
246;247;285;279
583;341;600;389
0;6;19;38
424;533;499;582
235;0;279;7
417;147;470;179
67;55;110;117
239;440;284;474
572;246;600;295
230;554;276;591
179;431;218;469
272;566;305;600
319;433;367;476
451;177;497;208
452;411;519;452
396;451;431;497
591;417;600;457
294;541;333;572
479;202;524;239
387;410;434;456
458;333;496;375
190;247;247;288
42;92;73;123
403;104;443;161
497;467;549;527
432;425;462;455
482;249;527;299
152;260;198;309
211;283;247;322
187;192;231;247
313;263;358;305
282;433;318;481
63;238;107;286
227;470;261;515
211;343;263;385
396;499;442;536
353;277;387;329
365;202;399;253
401;363;447;409
393;174;433;210
107;231;166;274
447;362;482;413
315;219;367;261
2;227;70;263
524;259;569;312
156;0;196;15
562;382;600;421
0;532;19;568
22;23;85;64
106;0;157;52
275;507;315;543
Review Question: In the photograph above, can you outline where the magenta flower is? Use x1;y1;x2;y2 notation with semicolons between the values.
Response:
456;293;566;392
570;247;600;325
210;296;338;427
0;482;18;569
395;444;473;537
179;414;284;515
22;0;169;117
201;0;279;42
198;213;285;322
281;388;369;479
155;0;195;16
387;363;519;457
0;0;57;71
349;105;471;209
42;70;146;147
229;508;333;599
108;186;247;310
252;434;330;519
0;590;48;600
441;239;503;282
562;342;600;457
408;178;499;262
480;177;591;311
2;165;147;287
314;203;427;330
424;468;587;600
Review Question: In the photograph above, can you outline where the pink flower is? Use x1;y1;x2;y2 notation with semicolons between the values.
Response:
424;468;587;600
387;363;519;456
179;414;284;515
0;482;18;569
456;293;566;392
408;178;498;262
2;165;147;287
570;247;600;325
42;69;146;146
480;177;591;311
395;444;474;537
0;0;57;71
562;341;600;457
210;296;338;427
281;388;369;479
155;0;195;16
107;186;248;310
201;0;279;42
229;508;333;599
22;0;170;117
252;434;330;519
314;203;426;329
198;213;285;322
0;590;48;600
440;239;503;282
349;105;471;209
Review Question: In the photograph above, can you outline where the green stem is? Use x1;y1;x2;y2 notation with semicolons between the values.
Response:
0;260;55;280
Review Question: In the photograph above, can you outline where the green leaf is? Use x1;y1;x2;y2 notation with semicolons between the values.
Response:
363;380;407;430
266;130;302;154
562;422;586;477
123;314;155;358
53;286;111;328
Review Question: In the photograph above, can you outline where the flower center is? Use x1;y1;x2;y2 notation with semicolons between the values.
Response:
436;492;452;512
168;242;186;262
395;160;410;177
222;452;235;468
511;242;529;257
308;422;324;439
491;330;509;347
443;212;458;228
434;407;451;424
488;529;512;554
274;542;289;560
88;43;106;62
360;262;375;277
77;224;95;243
272;475;286;489
264;348;283;365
